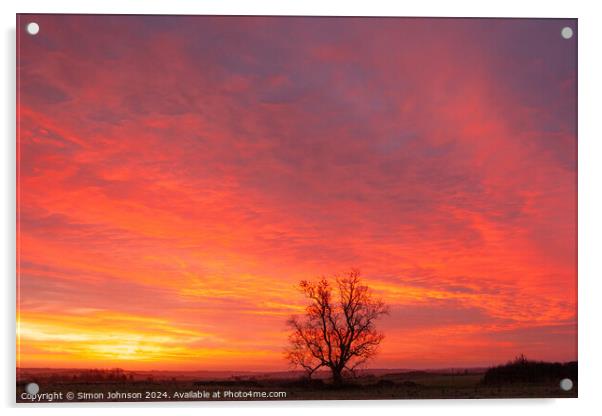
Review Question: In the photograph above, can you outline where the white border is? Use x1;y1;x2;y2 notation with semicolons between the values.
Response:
2;1;601;415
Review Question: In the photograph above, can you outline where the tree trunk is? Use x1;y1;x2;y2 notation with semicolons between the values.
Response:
331;368;343;386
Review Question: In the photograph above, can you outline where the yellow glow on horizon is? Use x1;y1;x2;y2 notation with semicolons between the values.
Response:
16;310;285;369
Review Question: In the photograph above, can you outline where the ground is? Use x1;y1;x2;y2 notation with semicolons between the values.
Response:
16;370;577;402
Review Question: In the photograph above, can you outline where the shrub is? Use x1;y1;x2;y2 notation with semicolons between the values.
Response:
481;355;577;385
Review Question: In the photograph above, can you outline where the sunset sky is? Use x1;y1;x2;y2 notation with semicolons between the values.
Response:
17;15;577;371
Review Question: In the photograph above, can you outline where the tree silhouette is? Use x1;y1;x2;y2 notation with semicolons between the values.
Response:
285;269;388;385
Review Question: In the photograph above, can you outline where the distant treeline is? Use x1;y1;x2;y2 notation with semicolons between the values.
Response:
482;355;577;385
19;368;135;383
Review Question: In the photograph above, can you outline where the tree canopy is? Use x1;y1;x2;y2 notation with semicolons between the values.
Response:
285;269;388;384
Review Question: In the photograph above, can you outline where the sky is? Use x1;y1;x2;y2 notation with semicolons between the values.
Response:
17;15;577;371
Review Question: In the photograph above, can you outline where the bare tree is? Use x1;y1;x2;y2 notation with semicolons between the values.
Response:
285;269;389;385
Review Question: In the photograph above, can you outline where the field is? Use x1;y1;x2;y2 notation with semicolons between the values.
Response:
16;368;577;402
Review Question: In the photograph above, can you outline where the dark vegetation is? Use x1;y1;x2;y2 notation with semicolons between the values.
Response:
482;354;577;386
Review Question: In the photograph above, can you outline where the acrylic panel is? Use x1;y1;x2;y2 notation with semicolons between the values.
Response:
16;14;578;402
